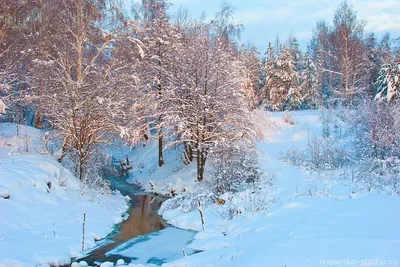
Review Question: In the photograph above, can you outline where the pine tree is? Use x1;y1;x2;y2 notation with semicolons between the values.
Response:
289;36;303;73
301;50;321;108
262;42;276;102
375;59;400;102
268;45;301;110
239;44;262;109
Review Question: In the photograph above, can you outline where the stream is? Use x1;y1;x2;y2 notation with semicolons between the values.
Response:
75;176;196;266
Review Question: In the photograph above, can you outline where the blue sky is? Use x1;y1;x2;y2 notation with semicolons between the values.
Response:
168;0;400;52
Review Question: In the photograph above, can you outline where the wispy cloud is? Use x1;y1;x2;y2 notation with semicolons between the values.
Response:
352;0;400;33
234;9;267;25
296;31;313;41
168;0;399;51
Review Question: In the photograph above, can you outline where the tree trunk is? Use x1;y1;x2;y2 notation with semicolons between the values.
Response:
78;150;84;180
58;136;70;163
157;41;164;167
196;150;206;182
158;118;164;167
34;107;43;129
196;149;203;181
183;141;193;163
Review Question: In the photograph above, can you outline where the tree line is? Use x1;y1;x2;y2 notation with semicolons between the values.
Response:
262;2;399;110
0;0;260;186
0;0;399;189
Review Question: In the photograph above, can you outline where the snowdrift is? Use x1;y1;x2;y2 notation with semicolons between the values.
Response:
0;124;128;267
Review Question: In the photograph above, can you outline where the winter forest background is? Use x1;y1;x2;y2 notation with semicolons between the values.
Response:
1;0;399;193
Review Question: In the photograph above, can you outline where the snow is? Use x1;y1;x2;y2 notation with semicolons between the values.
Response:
0;124;128;267
157;110;400;267
0;99;7;114
0;185;9;199
110;139;197;195
107;228;196;266
2;110;400;267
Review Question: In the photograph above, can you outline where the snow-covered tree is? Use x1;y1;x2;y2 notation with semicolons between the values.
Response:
132;0;179;167
373;37;399;102
36;0;143;180
238;44;262;109
307;2;384;107
261;42;276;101
0;0;26;116
288;36;303;73
375;62;400;102
267;45;301;110
166;21;257;181
301;50;321;108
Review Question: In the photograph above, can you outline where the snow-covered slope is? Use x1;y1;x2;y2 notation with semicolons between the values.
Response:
0;124;128;267
159;110;400;267
111;138;197;194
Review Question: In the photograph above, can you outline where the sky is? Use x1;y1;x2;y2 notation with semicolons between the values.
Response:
167;0;400;52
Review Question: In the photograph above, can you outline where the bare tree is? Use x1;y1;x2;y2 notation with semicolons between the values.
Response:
166;21;257;181
36;0;142;179
0;0;27;114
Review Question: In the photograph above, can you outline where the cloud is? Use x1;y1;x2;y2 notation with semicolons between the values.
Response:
234;9;267;25
295;31;313;41
168;0;400;51
364;14;400;32
352;0;400;33
273;7;294;19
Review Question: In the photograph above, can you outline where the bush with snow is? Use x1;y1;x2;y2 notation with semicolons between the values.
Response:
353;157;400;194
159;187;214;214
0;186;10;199
220;180;275;219
283;134;349;171
208;142;262;194
284;105;400;195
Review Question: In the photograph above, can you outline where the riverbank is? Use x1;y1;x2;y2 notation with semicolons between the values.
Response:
72;175;196;266
0;124;128;267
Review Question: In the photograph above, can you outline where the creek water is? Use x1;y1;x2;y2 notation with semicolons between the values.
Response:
75;176;195;266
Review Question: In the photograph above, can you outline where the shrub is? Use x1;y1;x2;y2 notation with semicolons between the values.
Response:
208;142;262;194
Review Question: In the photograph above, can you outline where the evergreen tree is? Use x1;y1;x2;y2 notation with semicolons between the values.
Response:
301;50;321;108
262;42;276;102
375;57;400;102
268;45;301;110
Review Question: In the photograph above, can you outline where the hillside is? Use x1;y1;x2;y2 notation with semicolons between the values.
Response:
0;124;128;267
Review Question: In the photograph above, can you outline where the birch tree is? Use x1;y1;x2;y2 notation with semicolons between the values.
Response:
167;22;256;181
37;0;142;180
0;0;27;114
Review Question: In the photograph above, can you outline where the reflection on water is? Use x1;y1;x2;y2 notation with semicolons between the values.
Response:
77;190;166;265
118;194;165;242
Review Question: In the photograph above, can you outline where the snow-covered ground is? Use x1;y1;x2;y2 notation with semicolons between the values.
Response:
110;137;197;195
154;111;400;267
2;110;400;267
0;124;128;267
107;227;196;265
